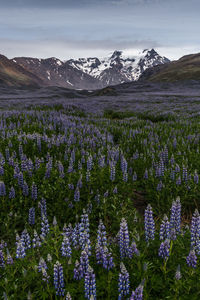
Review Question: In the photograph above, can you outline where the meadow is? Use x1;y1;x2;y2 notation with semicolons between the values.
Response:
1;96;200;299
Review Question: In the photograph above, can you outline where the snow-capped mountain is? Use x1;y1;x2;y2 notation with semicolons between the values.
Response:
67;49;170;87
12;49;170;89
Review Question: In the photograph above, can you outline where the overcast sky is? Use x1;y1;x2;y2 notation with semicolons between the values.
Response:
0;0;199;60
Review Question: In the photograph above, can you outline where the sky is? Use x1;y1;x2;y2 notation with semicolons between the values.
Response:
0;0;200;61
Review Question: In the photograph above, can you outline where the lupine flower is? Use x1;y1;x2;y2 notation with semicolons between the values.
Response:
9;187;15;199
6;249;13;265
175;265;181;280
61;236;72;258
16;240;26;259
130;282;144;300
160;215;170;240
31;182;37;200
74;187;80;202
22;181;29;197
158;239;170;260
110;162;116;182
18;172;24;187
170;197;181;237
41;214;49;238
41;267;50;283
97;220;107;248
133;171;137;181
32;230;41;248
74;260;84;280
113;186;118;194
84;265;96;300
0;181;6;196
80;248;89;275
144;204;155;242
144;169;148;180
0;250;5;268
47;253;52;262
21;229;31;250
129;240;140;258
119;218;130;259
38;257;48;272
118;262;130;300
54;261;65;296
190;209;200;254
28;207;35;225
186;250;197;268
65;292;72;300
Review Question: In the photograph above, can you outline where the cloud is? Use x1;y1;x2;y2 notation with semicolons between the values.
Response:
0;37;160;59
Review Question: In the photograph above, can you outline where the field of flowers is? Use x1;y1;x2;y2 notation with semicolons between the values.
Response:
1;102;200;299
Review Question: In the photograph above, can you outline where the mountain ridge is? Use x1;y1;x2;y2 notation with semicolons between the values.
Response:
11;48;169;89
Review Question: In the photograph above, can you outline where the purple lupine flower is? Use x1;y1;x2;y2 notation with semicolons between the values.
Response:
80;249;89;276
61;236;72;258
190;209;200;254
123;171;128;182
22;181;29;197
130;282;144;300
39;198;47;217
41;267;50;284
113;186;118;194
21;229;31;250
175;265;181;280
186;250;197;268
129;240;140;258
0;165;4;176
97;220;107;248
133;171;137;181
18;172;24;187
5;248;13;265
0;250;5;268
28;207;35;225
41;214;49;238
144;204;155;242
158;239;170;261
31;182;37;200
182;166;188;182
102;246;114;270
0;181;6;196
16;239;26;259
86;170;90;182
74;260;84;280
32;230;41;248
110;162;116;182
170;197;181;237
9;186;15;199
160;215;170;240
119;218;130;259
74;187;80;202
118;262;130;300
54;261;65;296
84;265;96;300
157;181;163;191
38;257;48;272
87;155;93;171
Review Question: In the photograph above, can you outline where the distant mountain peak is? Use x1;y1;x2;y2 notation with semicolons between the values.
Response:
8;48;170;89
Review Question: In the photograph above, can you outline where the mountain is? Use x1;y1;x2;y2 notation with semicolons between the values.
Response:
12;57;100;89
140;52;200;82
0;54;42;87
67;49;170;87
12;49;169;89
